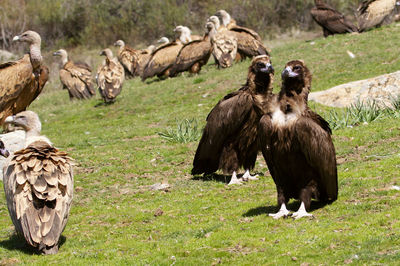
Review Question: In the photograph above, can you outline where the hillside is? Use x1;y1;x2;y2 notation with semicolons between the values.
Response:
1;24;400;264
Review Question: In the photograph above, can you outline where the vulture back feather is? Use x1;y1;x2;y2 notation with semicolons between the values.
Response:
358;0;396;31
114;40;140;78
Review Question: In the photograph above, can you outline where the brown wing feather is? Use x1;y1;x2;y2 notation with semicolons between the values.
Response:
97;59;124;102
311;6;358;36
192;90;253;175
117;46;139;77
60;61;95;100
3;141;73;252
211;31;237;68
229;25;262;42
358;0;396;31
233;31;269;58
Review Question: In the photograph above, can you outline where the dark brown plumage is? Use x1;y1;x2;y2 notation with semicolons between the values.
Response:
114;40;140;78
311;0;358;37
0;31;48;124
53;49;95;100
192;55;274;185
258;60;338;219
2;111;73;254
358;0;396;32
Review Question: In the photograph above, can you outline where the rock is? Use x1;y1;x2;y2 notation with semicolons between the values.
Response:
0;130;25;181
309;71;400;108
149;182;170;191
0;49;16;62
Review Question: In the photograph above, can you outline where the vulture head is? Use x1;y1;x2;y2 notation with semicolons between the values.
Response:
145;45;156;54
12;30;41;46
247;55;274;90
114;40;125;48
53;49;69;66
215;10;231;27
4;111;42;137
281;60;311;96
208;16;221;30
174;25;192;44
205;22;217;38
100;48;114;60
0;140;10;158
157;37;169;45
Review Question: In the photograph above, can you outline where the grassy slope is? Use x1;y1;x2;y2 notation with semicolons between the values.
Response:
1;25;400;265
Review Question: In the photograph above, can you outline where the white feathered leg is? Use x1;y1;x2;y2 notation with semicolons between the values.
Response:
242;169;259;181
291;202;313;219
269;203;290;219
228;171;242;185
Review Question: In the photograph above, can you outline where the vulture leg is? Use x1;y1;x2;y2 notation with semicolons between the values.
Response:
228;171;242;185
269;203;290;219
291;202;313;220
242;169;258;181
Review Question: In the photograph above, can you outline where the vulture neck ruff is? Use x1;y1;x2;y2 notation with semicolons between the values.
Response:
29;43;43;71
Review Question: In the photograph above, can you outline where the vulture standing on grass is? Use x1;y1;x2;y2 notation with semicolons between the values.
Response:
2;111;73;254
258;60;338;219
168;23;213;77
97;49;125;103
357;0;396;31
53;49;95;100
207;16;238;68
311;0;358;37
192;55;274;185
215;10;269;60
114;40;141;78
0;31;48;124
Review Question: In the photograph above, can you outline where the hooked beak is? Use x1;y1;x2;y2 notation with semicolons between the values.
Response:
260;63;274;74
53;51;60;56
4;115;14;124
113;42;118;46
0;146;10;158
281;66;298;79
12;35;20;42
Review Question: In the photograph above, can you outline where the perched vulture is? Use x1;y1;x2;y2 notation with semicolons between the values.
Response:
97;49;125;103
157;37;170;48
258;60;338;219
168;23;213;77
207;16;238;68
311;0;358;37
192;55;274;185
2;111;73;254
0;31;48;124
53;49;95;100
215;10;269;60
358;0;396;31
113;40;141;78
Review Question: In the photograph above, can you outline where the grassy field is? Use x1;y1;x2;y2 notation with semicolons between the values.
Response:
1;24;400;265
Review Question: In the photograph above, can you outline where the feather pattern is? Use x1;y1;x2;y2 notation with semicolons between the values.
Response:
97;58;125;103
59;61;95;100
358;0;396;31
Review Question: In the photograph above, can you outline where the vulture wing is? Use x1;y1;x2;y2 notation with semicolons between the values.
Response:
118;47;139;77
141;42;183;80
229;25;262;42
358;0;396;31
97;59;125;102
60;61;95;99
233;31;269;57
192;90;253;175
169;40;212;77
3;141;73;253
211;32;238;68
311;6;358;35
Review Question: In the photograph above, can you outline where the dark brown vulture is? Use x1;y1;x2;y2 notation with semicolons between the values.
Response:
114;40;140;78
207;16;238;68
2;111;73;254
258;60;338;219
168;23;213;77
97;49;125;103
215;10;269;60
358;0;396;32
192;55;274;185
53;49;95;100
311;0;358;37
0;31;48;124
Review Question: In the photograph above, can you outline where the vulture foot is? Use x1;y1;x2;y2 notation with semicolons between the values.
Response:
269;203;290;219
291;202;313;220
242;170;258;181
228;171;243;185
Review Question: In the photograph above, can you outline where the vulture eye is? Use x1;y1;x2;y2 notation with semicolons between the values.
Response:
257;62;265;68
293;65;301;71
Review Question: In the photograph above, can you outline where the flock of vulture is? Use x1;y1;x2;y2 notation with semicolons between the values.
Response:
0;0;396;255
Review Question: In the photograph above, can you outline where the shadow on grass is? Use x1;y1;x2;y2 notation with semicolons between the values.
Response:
243;200;332;217
94;101;114;107
0;234;67;255
193;172;265;184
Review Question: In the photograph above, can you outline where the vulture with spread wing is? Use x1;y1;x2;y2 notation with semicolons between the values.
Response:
259;60;338;219
192;55;274;185
97;49;125;103
53;49;95;100
2;111;73;254
311;0;358;37
0;31;48;124
358;0;396;31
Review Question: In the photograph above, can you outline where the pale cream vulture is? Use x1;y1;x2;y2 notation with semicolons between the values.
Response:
97;49;125;103
53;49;95;100
114;40;140;78
2;111;73;254
0;31;48;124
358;0;396;32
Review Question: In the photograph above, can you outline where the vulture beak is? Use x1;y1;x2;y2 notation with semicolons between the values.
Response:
0;145;10;158
53;51;60;56
281;66;298;79
260;63;274;74
4;115;15;124
99;51;105;56
12;35;20;42
113;42;118;46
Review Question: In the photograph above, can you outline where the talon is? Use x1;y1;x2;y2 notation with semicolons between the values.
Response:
228;171;243;185
268;203;290;219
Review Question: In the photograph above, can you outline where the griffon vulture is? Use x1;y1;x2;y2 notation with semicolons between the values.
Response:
114;40;141;78
215;10;268;60
168;23;213;77
0;31;48;124
2;111;73;254
207;16;238;68
97;49;125;103
258;60;338;219
358;0;396;32
192;55;274;185
53;49;95;100
311;0;358;37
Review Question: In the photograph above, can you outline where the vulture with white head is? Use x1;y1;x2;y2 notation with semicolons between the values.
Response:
311;0;358;37
0;31;48;124
2;111;73;254
53;49;95;100
97;49;125;103
114;40;140;78
358;0;396;32
258;60;338;219
192;55;274;185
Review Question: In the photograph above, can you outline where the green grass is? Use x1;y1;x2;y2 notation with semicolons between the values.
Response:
1;24;400;265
